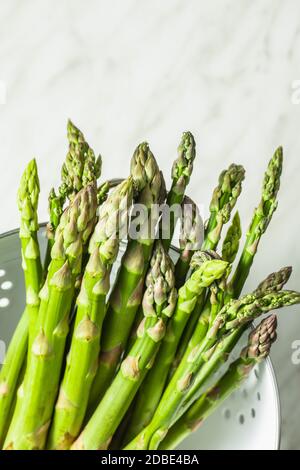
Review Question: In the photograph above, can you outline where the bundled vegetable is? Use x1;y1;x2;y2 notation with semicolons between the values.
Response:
0;122;297;452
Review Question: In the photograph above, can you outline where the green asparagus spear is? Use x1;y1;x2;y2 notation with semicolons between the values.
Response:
59;121;101;200
203;164;245;251
159;314;277;449
229;147;283;298
47;179;133;449
71;242;177;450
253;265;292;295
45;120;101;267
221;212;242;264
0;160;42;447
97;180;111;205
161;132;196;251
174;197;203;288
125;282;300;449
87;143;164;413
17;160;43;342
125;252;229;443
4;184;97;450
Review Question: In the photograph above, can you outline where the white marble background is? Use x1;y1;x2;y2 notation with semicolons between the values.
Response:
0;0;300;449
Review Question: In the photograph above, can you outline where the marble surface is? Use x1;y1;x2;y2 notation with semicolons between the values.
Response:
0;0;300;449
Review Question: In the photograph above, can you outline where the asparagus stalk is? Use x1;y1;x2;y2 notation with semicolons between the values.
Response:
174;197;203;288
125;280;300;449
253;265;292;295
203;164;245;251
0;160;42;447
125;252;229;443
159;315;277;449
47;179;133;449
221;212;242;264
45;120;101;266
4;184;97;450
97;180;111;206
161;132;196;251
229;147;283;298
87;143;164;413
71;242;177;450
17;160;43;342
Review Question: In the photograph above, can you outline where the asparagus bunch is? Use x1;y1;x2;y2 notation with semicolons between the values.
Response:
48;178;134;449
87;143;164;412
161;132;196;251
71;242;177;450
5;184;97;450
2;126;297;453
125;252;229;442
125;273;300;450
159;314;277;449
0;160;42;446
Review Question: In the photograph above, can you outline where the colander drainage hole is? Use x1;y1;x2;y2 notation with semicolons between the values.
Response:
223;409;231;419
239;414;245;425
251;408;256;418
257;391;261;401
0;298;10;308
1;281;13;290
0;269;6;278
